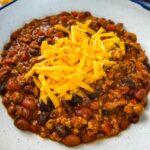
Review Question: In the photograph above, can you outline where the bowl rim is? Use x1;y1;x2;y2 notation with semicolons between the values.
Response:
0;0;18;11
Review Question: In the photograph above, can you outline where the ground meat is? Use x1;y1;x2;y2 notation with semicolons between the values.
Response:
0;11;150;146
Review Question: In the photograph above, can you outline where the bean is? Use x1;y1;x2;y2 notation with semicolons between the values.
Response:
0;84;6;95
102;108;110;116
104;100;127;110
134;89;146;100
8;49;17;57
20;50;29;61
88;92;99;100
30;121;40;133
23;85;33;94
141;97;147;106
123;79;136;89
4;58;15;65
62;134;80;146
70;95;83;105
81;130;96;143
7;79;19;91
145;63;150;72
129;114;139;123
40;100;54;112
54;32;65;39
96;133;105;139
22;98;36;110
22;108;30;119
55;125;68;137
89;101;100;110
16;106;30;119
37;35;46;44
7;105;16;115
15;118;30;130
0;67;10;78
120;117;129;130
28;48;39;56
106;24;116;31
62;101;73;114
31;110;39;120
76;108;92;119
38;112;49;125
3;42;11;50
2;97;10;106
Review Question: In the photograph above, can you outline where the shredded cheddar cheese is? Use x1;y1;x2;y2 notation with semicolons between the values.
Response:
24;20;125;107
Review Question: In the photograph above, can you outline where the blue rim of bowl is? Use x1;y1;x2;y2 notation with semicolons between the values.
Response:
0;0;18;11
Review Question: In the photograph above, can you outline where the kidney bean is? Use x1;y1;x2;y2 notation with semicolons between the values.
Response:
7;105;16;115
7;79;19;91
120;117;129;130
76;108;92;119
7;49;17;57
62;134;80;146
23;85;33;94
134;89;146;100
89;101;100;110
30;121;40;133
16;106;30;119
106;24;116;31
81;130;96;143
22;108;31;119
3;57;15;65
22;98;36;110
15;118;30;130
30;124;40;133
0;67;11;78
2;96;10;106
104;100;127;110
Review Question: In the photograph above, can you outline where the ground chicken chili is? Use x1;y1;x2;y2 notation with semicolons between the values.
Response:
0;12;150;146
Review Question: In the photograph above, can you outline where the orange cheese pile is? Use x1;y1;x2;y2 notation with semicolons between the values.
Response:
24;20;125;107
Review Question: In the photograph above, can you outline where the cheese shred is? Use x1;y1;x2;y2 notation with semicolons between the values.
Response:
24;20;125;107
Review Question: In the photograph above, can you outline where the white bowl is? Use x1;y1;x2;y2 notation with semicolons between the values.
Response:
0;0;150;150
